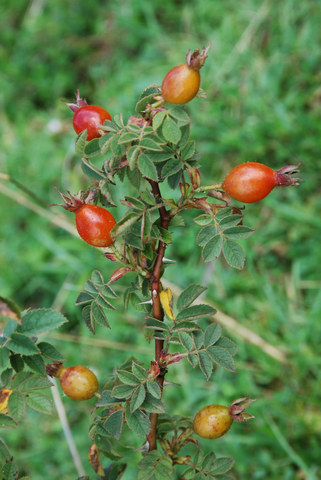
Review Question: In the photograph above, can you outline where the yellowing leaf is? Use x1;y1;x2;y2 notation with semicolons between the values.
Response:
0;388;13;414
160;289;175;320
88;443;104;476
0;297;22;324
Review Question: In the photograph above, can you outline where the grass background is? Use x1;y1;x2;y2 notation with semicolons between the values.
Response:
0;0;320;478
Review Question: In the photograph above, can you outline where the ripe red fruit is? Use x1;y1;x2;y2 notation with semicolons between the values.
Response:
64;90;111;141
193;397;255;439
75;203;116;247
222;162;302;203
161;45;210;105
72;105;112;141
54;190;116;247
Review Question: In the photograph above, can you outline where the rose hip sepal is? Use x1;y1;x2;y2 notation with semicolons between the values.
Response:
63;88;88;112
274;163;303;186
228;396;256;421
187;167;201;190
103;251;118;262
147;361;161;379
193;396;255;439
222;162;303;204
46;362;99;401
161;44;210;105
53;188;116;247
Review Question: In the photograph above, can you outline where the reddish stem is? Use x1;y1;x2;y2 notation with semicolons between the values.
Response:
147;180;170;451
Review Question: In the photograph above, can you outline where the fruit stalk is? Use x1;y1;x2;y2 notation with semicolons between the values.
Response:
147;179;170;451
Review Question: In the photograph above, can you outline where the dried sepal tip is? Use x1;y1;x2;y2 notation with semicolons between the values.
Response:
186;42;211;70
228;395;256;422
62;88;88;113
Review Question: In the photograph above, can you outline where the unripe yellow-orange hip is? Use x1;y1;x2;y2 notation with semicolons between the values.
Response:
57;366;98;400
193;404;233;439
161;64;200;104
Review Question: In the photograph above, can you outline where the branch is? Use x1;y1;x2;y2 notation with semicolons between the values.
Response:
147;179;170;451
0;179;285;362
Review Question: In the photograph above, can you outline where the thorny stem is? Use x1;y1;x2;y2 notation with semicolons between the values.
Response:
147;179;170;451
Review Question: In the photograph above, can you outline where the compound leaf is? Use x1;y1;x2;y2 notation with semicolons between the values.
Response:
20;309;67;335
223;239;245;270
207;346;235;372
162;116;181;144
6;334;39;356
25;391;52;414
146;380;161;399
202;235;223;262
176;304;215;321
198;351;213;380
138;153;158;181
177;285;207;312
211;457;235;475
130;384;146;413
204;323;222;347
125;404;150;438
104;410;123;440
8;391;25;421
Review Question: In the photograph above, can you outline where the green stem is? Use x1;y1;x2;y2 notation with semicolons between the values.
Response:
150;97;165;109
194;183;222;193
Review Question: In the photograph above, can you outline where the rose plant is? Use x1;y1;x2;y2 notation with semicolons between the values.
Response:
0;45;302;479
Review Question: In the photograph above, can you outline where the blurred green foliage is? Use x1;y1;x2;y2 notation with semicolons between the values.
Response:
0;0;320;479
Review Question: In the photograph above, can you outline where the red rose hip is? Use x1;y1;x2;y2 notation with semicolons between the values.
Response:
73;105;112;141
75;203;116;247
53;190;116;247
64;90;111;140
222;162;302;203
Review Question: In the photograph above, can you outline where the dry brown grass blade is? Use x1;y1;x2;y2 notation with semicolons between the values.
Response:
48;332;151;355
0;176;76;236
49;377;86;477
